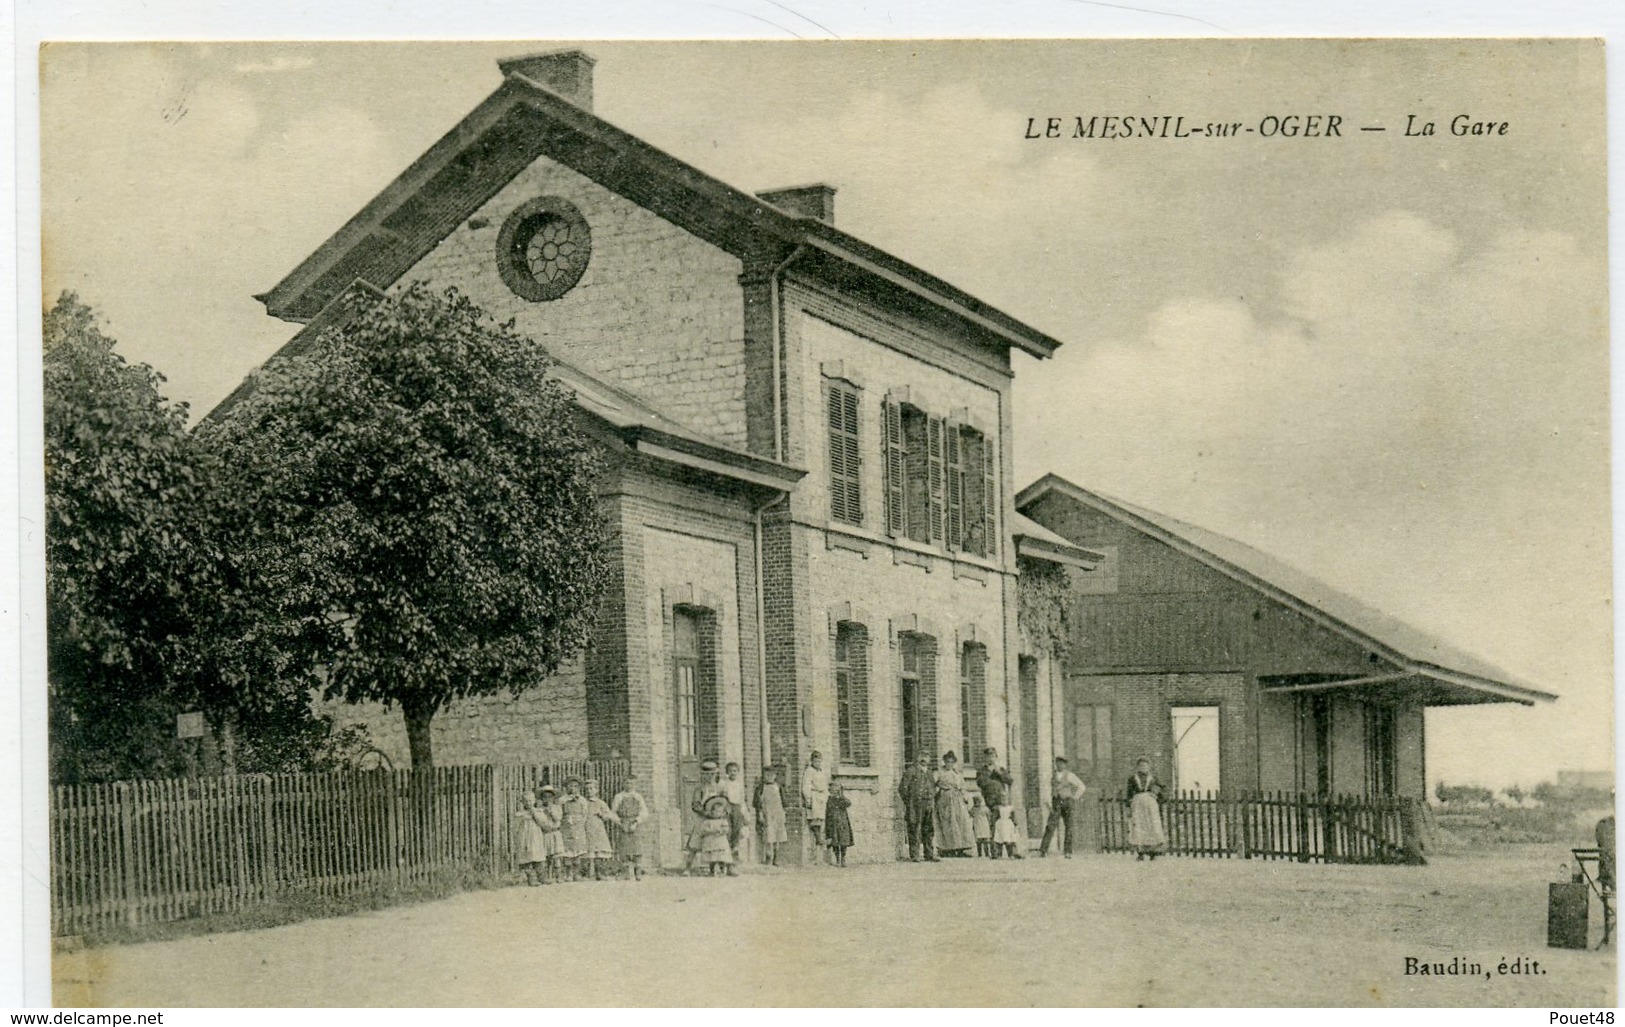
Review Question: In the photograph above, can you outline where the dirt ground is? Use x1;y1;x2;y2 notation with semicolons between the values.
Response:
54;845;1616;1007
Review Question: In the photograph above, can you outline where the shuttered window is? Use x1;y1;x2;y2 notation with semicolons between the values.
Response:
826;381;862;526
882;397;907;536
926;415;946;545
945;422;964;551
902;406;930;543
960;428;998;558
884;397;997;558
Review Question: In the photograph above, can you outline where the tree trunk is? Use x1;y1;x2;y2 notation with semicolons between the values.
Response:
402;696;438;773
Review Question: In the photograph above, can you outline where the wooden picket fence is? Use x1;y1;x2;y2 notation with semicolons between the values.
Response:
1098;790;1423;865
490;759;629;869
51;758;627;936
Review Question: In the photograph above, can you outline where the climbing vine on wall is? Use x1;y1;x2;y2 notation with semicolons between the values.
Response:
1016;556;1073;661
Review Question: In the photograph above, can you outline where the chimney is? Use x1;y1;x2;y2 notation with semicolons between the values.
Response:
499;49;595;110
756;184;837;224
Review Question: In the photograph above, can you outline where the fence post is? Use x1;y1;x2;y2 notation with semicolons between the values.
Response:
488;764;503;876
1295;792;1309;862
114;782;137;927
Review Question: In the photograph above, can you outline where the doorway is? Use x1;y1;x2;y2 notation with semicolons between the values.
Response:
672;608;719;836
1170;705;1220;795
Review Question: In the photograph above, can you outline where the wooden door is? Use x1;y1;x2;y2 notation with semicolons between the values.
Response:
673;610;702;836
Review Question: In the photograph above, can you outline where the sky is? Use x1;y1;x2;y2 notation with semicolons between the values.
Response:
35;39;1612;791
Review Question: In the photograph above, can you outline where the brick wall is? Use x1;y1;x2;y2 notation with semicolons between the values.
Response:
321;663;589;769
1063;673;1249;797
757;278;1028;864
402;153;748;450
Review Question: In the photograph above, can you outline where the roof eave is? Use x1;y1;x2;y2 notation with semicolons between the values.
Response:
627;427;806;491
257;73;1064;362
1015;535;1102;570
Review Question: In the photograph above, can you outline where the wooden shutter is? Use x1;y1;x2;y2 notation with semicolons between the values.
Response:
944;421;964;550
981;431;997;560
827;382;862;525
927;415;946;545
883;397;906;536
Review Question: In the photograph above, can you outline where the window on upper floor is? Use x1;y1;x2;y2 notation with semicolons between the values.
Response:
883;396;997;558
826;380;862;526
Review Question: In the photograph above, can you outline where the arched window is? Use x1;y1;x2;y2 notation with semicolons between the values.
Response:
834;622;871;766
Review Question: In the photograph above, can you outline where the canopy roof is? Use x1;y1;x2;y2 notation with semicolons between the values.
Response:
1012;511;1103;570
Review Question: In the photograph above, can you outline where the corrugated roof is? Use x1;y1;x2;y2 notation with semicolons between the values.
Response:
1017;473;1556;705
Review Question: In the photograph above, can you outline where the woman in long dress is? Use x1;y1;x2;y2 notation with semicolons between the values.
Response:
1126;757;1167;861
933;752;977;856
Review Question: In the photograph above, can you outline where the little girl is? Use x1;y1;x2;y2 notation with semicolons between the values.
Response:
514;792;550;885
754;765;788;866
580;779;620;881
536;785;564;883
557;777;589;881
993;801;1022;859
824;781;854;867
611;773;649;881
970;794;993;857
697;794;737;876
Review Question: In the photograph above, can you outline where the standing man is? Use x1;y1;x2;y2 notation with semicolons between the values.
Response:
899;753;938;861
976;747;1020;858
1040;755;1088;858
802;751;830;865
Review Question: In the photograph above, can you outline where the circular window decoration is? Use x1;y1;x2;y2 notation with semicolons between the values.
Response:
495;196;592;302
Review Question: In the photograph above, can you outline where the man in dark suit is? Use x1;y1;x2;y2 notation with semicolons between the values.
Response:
977;746;1020;858
899;753;937;861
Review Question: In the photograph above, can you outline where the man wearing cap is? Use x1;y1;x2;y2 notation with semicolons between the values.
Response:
898;753;937;861
1040;755;1088;858
976;747;1020;858
802;751;830;865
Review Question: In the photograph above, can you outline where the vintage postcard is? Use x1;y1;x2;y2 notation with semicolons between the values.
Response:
34;39;1613;1008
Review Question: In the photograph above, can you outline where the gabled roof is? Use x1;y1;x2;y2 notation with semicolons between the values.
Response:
207;283;805;493
257;66;1062;360
1017;473;1557;707
1012;511;1103;570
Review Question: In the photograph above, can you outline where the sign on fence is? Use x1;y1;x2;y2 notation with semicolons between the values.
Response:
175;712;207;739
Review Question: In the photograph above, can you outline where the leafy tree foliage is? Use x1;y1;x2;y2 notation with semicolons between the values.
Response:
44;292;220;781
199;284;611;770
44;293;369;781
1016;556;1074;660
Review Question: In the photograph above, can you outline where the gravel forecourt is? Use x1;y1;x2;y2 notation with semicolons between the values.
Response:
54;845;1615;1007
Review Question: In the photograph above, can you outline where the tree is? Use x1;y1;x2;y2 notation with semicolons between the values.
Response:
44;293;357;781
44;293;221;780
199;284;611;770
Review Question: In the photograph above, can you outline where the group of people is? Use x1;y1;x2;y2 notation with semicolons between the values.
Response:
513;750;1174;881
512;773;651;884
899;746;1027;860
693;751;856;872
